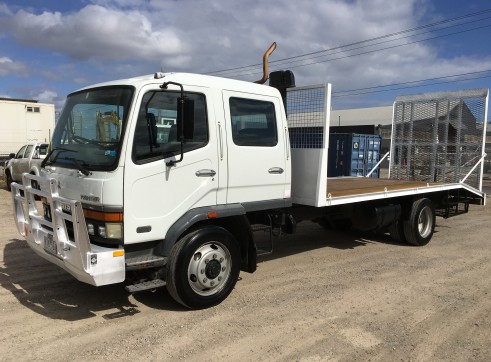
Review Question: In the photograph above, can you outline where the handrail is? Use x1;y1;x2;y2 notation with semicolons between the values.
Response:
366;152;390;178
459;153;487;183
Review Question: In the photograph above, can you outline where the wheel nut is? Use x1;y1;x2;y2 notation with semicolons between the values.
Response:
218;276;222;281
222;266;226;271
205;259;209;264
210;281;215;286
219;257;224;262
213;254;217;259
200;269;204;274
203;278;207;283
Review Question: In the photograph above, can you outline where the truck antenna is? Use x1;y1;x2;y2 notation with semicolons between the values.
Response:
255;42;277;84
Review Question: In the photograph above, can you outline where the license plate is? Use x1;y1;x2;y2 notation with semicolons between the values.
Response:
44;234;57;256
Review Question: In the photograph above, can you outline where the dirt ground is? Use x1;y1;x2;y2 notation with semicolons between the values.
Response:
0;181;490;362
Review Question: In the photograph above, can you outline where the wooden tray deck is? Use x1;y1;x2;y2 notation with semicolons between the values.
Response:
326;177;438;198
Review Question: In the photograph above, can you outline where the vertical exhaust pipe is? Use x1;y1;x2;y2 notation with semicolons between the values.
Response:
255;42;277;84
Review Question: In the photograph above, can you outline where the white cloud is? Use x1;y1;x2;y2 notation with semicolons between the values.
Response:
90;0;145;8
0;56;28;76
7;5;185;61
30;89;66;110
73;77;88;84
0;0;490;108
0;3;11;16
35;90;57;103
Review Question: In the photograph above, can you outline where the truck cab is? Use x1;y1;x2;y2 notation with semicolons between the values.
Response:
13;72;291;308
40;72;290;244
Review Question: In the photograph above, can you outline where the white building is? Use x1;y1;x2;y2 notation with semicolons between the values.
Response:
0;98;55;155
331;106;393;128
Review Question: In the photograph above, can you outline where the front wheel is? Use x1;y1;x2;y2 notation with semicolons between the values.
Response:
5;171;13;192
403;198;435;246
166;227;240;309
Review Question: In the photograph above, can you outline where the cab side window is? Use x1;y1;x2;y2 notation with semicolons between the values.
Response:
16;146;27;159
24;145;33;158
132;91;208;164
229;97;277;147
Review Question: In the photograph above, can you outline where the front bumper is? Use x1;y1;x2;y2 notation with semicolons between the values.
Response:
11;173;125;286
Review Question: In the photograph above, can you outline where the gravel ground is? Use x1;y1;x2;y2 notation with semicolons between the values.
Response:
0;180;490;361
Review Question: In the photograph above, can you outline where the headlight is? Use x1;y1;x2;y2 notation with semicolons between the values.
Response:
105;223;123;239
83;209;123;239
97;223;122;239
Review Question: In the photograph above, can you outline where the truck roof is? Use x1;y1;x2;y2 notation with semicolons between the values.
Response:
74;72;282;98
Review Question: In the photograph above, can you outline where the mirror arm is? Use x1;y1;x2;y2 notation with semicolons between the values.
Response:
161;81;185;167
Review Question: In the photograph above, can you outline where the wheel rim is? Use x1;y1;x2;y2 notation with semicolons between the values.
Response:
187;241;231;297
417;205;433;238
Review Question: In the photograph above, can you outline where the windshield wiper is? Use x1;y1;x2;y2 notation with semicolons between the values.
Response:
58;157;91;176
72;134;116;148
41;147;78;168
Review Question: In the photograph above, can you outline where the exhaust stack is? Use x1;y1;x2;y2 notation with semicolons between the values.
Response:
255;42;277;84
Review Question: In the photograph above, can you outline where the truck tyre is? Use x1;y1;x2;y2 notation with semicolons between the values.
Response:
5;171;12;192
166;226;240;309
388;219;406;243
403;198;435;246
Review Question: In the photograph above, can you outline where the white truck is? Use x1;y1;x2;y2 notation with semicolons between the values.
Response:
11;70;486;309
4;142;49;191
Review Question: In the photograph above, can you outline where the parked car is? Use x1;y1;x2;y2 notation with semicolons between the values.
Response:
4;143;49;191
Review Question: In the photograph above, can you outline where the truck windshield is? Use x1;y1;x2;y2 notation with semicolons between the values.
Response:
49;86;134;171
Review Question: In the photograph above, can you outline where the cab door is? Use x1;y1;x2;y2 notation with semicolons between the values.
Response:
123;85;219;245
222;91;288;205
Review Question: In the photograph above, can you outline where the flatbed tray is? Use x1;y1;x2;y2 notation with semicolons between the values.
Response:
326;177;439;199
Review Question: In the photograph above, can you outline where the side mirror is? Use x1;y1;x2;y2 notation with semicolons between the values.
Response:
9;153;15;159
176;97;195;140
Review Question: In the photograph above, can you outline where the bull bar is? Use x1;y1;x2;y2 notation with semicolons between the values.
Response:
11;173;125;286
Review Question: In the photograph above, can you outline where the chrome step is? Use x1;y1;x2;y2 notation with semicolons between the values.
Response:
125;279;166;293
125;255;167;271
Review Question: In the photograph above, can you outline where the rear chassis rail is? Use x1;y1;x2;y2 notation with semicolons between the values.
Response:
11;173;125;286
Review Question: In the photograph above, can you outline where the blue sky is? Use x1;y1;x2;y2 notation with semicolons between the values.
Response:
1;0;491;112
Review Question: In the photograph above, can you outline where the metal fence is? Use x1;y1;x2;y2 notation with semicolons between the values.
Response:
390;89;488;190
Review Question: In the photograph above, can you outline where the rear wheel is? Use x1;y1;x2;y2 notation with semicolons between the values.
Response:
403;198;435;246
388;219;406;243
166;227;240;309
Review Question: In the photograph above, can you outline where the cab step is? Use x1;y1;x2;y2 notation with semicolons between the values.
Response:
251;223;274;255
125;255;167;271
125;279;166;293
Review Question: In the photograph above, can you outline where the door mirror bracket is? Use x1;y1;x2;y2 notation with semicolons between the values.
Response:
161;81;195;167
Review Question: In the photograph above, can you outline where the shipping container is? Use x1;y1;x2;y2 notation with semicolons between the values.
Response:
328;133;381;178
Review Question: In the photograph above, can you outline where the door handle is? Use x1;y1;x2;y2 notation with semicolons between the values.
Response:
195;169;216;177
268;167;284;174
